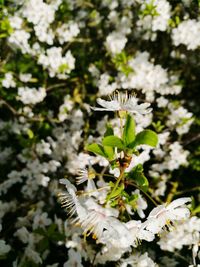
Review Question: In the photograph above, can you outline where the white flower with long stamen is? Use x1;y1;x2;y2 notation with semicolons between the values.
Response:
76;169;88;185
59;179;78;217
143;197;191;234
59;179;88;222
91;91;152;115
99;218;134;250
82;198;119;240
126;220;155;245
76;168;95;185
59;179;119;240
76;168;98;197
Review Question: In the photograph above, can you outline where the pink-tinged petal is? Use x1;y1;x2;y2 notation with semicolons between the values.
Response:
167;197;191;210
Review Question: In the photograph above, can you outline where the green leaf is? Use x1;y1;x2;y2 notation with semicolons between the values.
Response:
47;223;57;235
110;159;119;169
192;205;200;215
131;129;158;148
107;183;124;200
128;164;149;190
103;146;114;160
103;124;115;160
86;143;107;158
38;238;49;253
27;129;34;139
110;199;118;207
128;194;139;207
104;124;114;137
58;63;69;73
102;135;124;149
122;114;135;146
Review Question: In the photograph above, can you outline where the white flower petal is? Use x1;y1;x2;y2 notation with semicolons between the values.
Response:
167;197;191;210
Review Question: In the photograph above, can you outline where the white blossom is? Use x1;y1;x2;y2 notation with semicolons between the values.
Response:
92;91;152;115
56;21;80;44
143;197;191;234
167;104;193;135
24;247;42;264
138;0;171;33
38;47;75;78
36;140;52;156
17;87;46;105
33;212;52;230
8;30;31;54
120;252;158;267
2;73;16;88
97;73;118;96
58;95;74;122
105;31;127;54
9;16;23;29
64;249;83;267
158;216;200;252
0;240;11;256
19;73;32;83
172;19;200;50
118;52;181;100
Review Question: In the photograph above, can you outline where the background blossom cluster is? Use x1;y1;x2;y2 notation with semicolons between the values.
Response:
0;0;199;266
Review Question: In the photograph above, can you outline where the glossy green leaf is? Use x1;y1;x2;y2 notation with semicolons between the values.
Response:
103;146;114;160
130;129;158;148
102;135;124;149
107;183;124;200
103;124;115;160
86;143;107;158
192;205;200;215
122;114;135;146
128;164;149;190
27;129;34;139
104;124;114;137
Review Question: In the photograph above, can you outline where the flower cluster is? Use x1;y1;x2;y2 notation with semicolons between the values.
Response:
0;0;199;266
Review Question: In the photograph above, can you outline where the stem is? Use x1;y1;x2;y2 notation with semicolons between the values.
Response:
127;181;158;206
79;186;110;197
46;83;66;92
118;112;125;159
166;182;178;203
0;97;60;123
0;97;18;115
120;115;123;138
148;188;163;204
173;251;191;264
96;166;110;182
106;167;125;202
175;186;200;196
95;172;115;179
182;133;200;146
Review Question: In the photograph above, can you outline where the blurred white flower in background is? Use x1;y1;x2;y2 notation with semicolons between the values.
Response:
2;73;16;88
105;31;127;54
17;87;46;105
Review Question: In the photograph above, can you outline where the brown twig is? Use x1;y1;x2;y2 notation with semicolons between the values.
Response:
0;97;60;123
46;83;67;92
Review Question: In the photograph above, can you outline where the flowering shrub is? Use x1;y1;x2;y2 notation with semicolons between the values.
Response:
0;0;199;266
